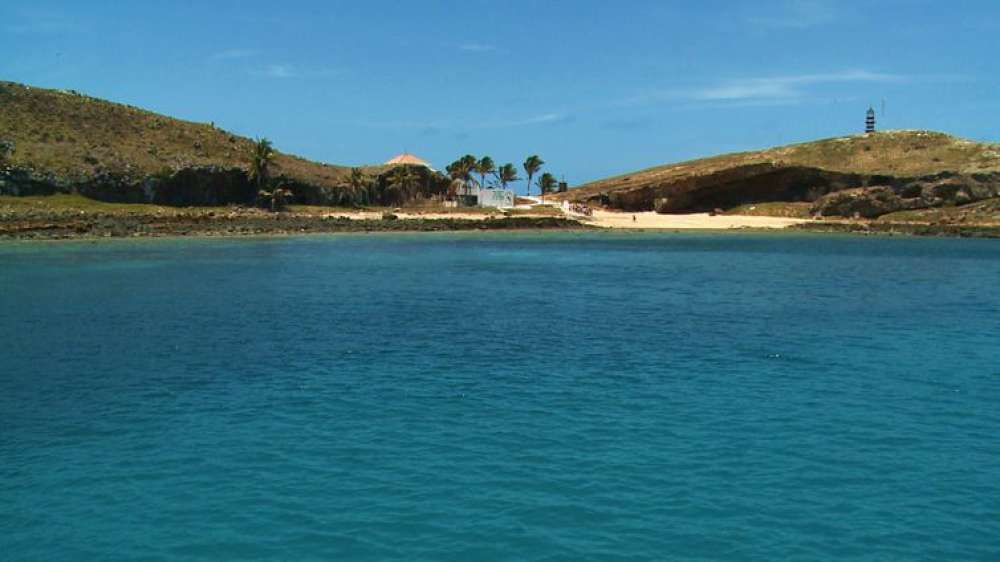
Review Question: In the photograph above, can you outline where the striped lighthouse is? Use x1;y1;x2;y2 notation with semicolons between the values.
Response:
865;107;876;133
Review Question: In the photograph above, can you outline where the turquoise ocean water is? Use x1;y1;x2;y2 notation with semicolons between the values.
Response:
1;232;999;561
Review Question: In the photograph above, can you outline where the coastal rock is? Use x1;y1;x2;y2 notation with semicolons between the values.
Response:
810;186;912;218
0;167;74;196
809;173;1000;218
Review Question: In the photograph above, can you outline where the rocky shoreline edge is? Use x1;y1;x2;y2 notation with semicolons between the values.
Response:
0;211;587;241
792;221;1000;238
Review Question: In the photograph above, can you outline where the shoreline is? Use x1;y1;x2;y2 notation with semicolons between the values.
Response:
4;218;998;241
3;199;999;241
0;213;587;241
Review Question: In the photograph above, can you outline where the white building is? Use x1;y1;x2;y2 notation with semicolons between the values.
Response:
452;182;515;209
478;188;515;209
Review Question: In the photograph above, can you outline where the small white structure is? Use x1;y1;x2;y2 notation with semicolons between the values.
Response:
478;189;515;209
452;182;515;209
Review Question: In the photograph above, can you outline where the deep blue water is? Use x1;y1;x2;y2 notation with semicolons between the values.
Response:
2;232;999;561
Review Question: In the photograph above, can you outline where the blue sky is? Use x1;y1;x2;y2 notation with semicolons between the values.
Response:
2;0;998;191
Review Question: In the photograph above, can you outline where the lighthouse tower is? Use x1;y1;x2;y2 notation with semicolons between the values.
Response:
865;107;876;133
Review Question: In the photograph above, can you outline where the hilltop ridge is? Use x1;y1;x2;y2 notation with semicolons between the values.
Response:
553;131;1000;216
0;81;360;182
0;81;422;206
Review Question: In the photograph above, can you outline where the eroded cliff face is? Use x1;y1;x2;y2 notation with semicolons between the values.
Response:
575;163;1000;217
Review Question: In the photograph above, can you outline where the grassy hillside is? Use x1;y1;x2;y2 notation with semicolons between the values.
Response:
556;131;1000;203
0;80;361;186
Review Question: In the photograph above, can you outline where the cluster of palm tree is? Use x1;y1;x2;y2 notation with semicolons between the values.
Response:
333;165;447;207
385;165;423;204
334;167;377;206
245;137;560;209
444;154;554;196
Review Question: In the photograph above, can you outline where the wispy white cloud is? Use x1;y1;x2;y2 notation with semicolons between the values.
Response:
257;64;295;78
499;113;564;127
352;112;569;131
747;0;836;29
457;43;499;53
697;70;903;101
209;49;260;62
250;64;339;79
621;70;904;107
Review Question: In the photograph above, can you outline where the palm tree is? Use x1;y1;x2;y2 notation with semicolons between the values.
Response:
386;165;420;205
346;167;370;206
245;138;275;192
459;154;477;172
523;155;544;197
446;154;478;196
448;155;477;178
476;156;496;189
537;172;558;200
258;184;293;212
494;163;520;190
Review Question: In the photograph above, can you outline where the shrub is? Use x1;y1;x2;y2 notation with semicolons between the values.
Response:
0;139;14;165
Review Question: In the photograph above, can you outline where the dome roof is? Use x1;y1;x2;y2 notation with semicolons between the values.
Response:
385;153;430;167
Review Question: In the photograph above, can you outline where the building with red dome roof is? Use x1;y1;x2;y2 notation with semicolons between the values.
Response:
384;153;431;168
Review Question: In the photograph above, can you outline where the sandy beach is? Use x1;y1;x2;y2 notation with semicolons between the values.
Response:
577;210;809;230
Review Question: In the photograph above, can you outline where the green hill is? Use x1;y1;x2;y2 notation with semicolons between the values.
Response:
554;131;1000;215
0;81;357;185
0;80;446;206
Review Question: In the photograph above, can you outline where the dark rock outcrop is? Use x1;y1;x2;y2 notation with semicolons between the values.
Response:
0;167;75;196
810;173;1000;218
811;186;912;218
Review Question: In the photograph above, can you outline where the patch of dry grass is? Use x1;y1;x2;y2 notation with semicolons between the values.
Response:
877;198;1000;224
505;206;564;217
0;81;355;187
722;202;813;218
0;194;232;215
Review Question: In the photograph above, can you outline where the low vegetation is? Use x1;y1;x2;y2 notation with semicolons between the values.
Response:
0;81;355;186
722;202;814;218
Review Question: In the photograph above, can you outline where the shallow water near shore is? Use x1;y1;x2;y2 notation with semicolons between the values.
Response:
2;232;999;561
